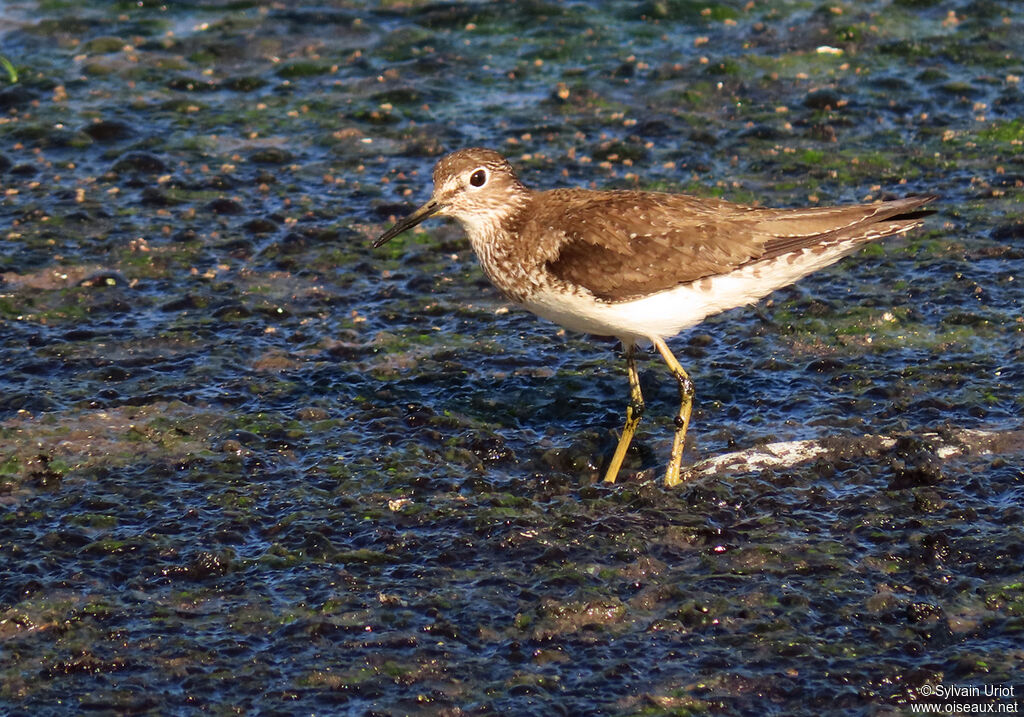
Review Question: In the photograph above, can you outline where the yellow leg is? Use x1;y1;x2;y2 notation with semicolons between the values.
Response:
653;337;695;487
602;342;644;483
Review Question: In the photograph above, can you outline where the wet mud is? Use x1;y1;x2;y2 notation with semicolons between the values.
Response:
1;1;1022;714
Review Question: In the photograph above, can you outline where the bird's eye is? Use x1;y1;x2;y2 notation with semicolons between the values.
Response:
469;168;487;187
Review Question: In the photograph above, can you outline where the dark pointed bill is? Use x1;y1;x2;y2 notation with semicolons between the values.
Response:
372;200;442;248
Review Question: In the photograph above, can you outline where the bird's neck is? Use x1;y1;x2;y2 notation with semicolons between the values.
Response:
457;187;539;303
459;186;533;257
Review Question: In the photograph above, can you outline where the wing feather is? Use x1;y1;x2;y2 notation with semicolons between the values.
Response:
537;191;935;301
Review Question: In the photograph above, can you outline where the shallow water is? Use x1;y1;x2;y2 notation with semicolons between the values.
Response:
1;1;1022;714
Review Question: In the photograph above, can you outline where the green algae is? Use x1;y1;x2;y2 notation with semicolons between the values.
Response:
0;0;1021;714
978;118;1024;144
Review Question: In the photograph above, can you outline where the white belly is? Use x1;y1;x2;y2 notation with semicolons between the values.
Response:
519;244;861;343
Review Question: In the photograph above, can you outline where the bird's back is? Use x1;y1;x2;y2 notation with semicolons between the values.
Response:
520;189;935;302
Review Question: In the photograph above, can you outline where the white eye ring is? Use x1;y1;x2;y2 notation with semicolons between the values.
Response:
468;167;488;189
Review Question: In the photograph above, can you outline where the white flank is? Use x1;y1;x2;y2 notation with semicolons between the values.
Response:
522;242;861;343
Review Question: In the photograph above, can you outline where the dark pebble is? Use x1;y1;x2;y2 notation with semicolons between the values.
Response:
403;402;435;427
140;187;176;206
203;174;236;190
635;118;673;137
212;303;252;319
887;437;944;489
225;76;267;92
63;328;95;340
992;174;1024;188
82;36;126;54
806;123;838;142
243;217;279;234
805;358;844;373
591;139;649;162
98;366;132;381
83;119;134;142
166;77;218;92
871;75;912;91
373;87;423;106
0;85;38;110
278;232;309;253
111;152;169;174
167;551;232;580
993;87;1023;109
739;124;783;139
78;271;128;287
804;88;843;110
689;129;719;145
991;221;1024;240
467;433;516;465
804;298;836;317
375;202;414;219
224;430;262;447
206;198;245;215
216;237;253;257
160;294;204;312
906;601;942;623
296;407;329;421
249;147;294;164
942;312;987;326
326;342;370;360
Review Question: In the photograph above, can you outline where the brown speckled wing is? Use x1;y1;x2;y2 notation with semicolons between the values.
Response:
543;191;936;302
537;191;762;301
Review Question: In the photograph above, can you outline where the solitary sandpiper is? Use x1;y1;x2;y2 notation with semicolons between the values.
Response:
374;148;936;487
